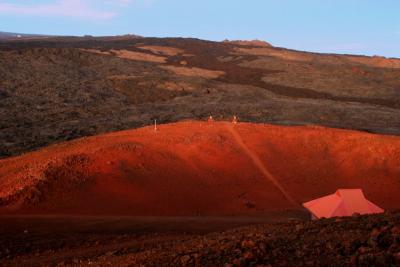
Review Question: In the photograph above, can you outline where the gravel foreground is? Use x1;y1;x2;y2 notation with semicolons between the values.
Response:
57;212;400;267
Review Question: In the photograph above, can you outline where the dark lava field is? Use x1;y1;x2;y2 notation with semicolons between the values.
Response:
1;36;400;158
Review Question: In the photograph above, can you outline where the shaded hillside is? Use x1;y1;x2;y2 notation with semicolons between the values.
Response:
1;122;399;215
1;36;400;157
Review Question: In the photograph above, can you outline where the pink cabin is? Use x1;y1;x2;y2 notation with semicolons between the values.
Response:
303;189;384;220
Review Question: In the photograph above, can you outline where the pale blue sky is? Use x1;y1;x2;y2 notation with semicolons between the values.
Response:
0;0;399;57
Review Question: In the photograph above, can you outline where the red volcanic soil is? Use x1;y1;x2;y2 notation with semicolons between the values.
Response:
1;121;400;216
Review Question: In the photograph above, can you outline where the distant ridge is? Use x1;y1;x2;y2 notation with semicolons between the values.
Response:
0;31;51;40
0;31;143;41
223;39;272;47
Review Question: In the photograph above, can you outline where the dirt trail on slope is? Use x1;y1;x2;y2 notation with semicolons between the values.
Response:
225;123;299;207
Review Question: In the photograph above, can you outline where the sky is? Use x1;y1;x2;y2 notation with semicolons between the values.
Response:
0;0;399;58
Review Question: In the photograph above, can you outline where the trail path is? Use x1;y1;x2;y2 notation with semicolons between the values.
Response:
226;123;299;207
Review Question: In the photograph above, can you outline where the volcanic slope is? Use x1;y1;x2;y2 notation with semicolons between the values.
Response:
1;36;400;158
1;121;400;215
